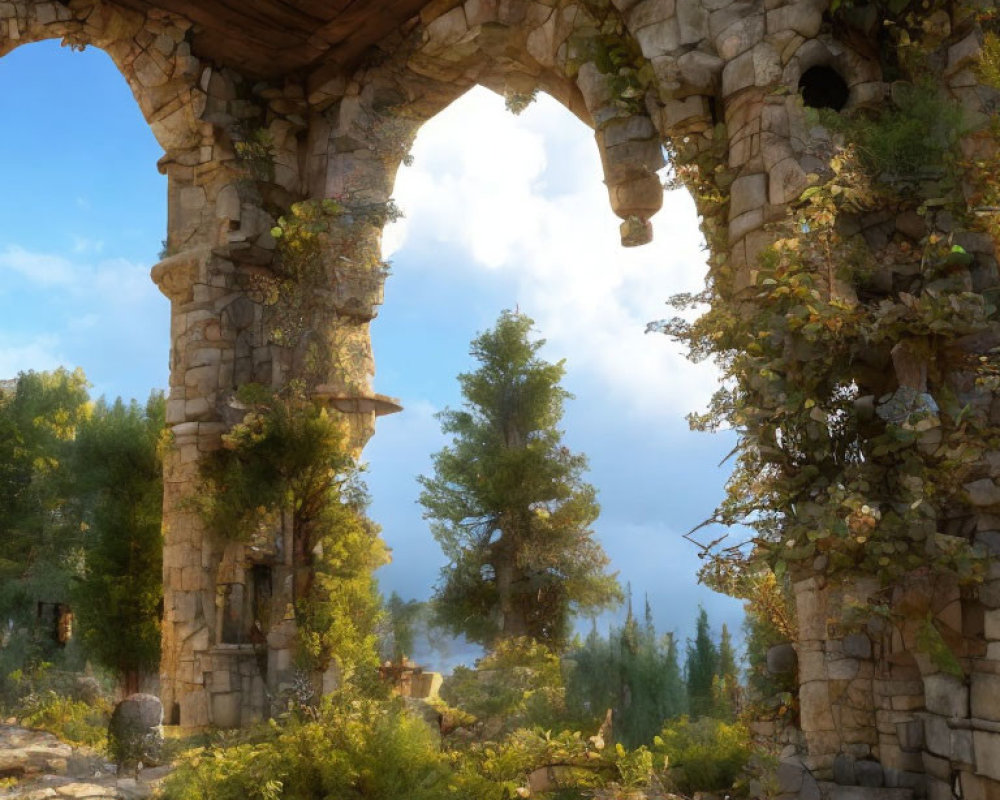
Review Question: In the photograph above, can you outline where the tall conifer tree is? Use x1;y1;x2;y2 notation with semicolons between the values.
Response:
685;606;719;718
419;311;620;649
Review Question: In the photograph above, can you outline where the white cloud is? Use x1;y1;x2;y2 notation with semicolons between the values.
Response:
0;334;66;379
384;87;718;419
0;246;169;397
0;246;77;288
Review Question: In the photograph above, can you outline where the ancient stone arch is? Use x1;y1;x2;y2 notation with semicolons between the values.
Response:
3;0;1000;795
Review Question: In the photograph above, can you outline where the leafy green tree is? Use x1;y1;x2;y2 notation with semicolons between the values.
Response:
72;393;165;692
419;311;620;649
685;607;719;718
0;369;90;681
0;369;90;583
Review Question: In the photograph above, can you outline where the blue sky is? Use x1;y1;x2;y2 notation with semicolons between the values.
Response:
0;41;744;660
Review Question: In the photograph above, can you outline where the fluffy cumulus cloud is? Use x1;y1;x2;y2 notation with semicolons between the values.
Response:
383;86;719;419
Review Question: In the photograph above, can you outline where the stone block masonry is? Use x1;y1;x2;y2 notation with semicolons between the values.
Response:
3;5;1000;797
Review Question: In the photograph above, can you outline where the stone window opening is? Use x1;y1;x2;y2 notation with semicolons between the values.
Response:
799;65;849;111
219;564;274;645
36;601;73;646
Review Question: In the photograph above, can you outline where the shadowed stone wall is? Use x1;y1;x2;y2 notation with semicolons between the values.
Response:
3;3;1000;797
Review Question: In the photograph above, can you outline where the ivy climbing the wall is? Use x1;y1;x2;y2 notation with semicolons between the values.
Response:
198;384;387;679
255;199;395;390
654;26;1000;622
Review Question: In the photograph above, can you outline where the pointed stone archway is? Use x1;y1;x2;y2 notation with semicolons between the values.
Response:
3;2;1000;795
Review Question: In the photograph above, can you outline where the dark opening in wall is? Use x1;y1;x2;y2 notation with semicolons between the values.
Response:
799;65;849;111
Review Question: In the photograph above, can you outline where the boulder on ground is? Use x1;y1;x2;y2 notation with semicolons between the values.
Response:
108;694;163;771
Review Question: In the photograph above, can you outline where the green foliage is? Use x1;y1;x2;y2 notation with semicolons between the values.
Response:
0;662;113;749
441;637;567;735
449;727;611;799
262;200;391;385
0;369;91;683
979;31;1000;89
420;311;621;649
915;613;964;678
685;608;719;719
504;89;538;115
72;393;164;686
656;140;995;595
652;716;753;796
0;368;90;587
741;572;797;704
234;127;275;183
162;697;452;800
565;603;687;748
18;690;112;750
819;83;965;178
711;624;740;721
199;387;387;678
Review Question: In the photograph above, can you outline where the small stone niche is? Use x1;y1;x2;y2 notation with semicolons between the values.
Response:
799;65;849;111
220;564;274;645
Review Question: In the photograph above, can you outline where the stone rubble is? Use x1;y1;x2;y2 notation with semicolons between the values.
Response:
0;726;167;800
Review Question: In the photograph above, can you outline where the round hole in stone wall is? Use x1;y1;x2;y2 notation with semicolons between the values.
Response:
799;65;849;111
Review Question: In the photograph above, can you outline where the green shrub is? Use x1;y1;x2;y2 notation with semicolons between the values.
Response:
652;716;753;796
161;697;452;800
18;691;112;750
440;638;567;736
819;83;964;178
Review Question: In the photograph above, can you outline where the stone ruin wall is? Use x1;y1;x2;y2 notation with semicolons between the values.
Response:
3;0;1000;797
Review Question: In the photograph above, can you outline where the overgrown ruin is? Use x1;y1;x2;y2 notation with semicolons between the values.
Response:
2;0;999;796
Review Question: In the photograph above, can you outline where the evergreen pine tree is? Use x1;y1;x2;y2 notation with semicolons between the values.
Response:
685;606;719;718
662;631;687;720
711;623;741;720
419;311;620;649
565;597;688;747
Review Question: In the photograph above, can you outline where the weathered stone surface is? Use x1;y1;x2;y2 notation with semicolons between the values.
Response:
0;725;72;779
0;725;169;798
965;478;1000;507
767;643;798;675
777;756;806;793
971;673;1000;722
923;674;968;718
819;784;912;800
843;634;872;660
855;760;884;788
730;173;768;218
833;753;856;785
108;695;163;770
896;719;924;752
973;730;1000;780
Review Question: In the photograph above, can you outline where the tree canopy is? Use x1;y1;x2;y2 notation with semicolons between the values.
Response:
419;311;620;649
72;393;165;690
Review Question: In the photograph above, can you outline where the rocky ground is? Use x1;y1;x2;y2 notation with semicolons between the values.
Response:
0;726;170;800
